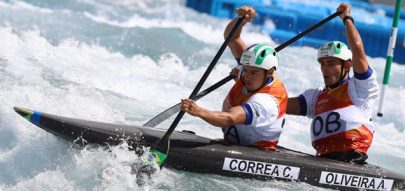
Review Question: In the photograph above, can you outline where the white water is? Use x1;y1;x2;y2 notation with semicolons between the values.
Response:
0;0;404;190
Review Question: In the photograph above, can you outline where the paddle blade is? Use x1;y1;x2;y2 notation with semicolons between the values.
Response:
143;104;181;127
133;138;170;180
131;144;169;185
134;148;165;171
148;148;168;167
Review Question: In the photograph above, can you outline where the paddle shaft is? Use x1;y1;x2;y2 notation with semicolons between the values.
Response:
275;11;340;52
145;11;342;128
154;16;246;150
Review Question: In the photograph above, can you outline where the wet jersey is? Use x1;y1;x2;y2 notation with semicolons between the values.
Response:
222;75;288;151
299;67;379;156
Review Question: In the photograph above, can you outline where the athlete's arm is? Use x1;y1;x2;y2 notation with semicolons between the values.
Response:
338;4;369;74
224;6;256;59
286;97;301;115
287;90;318;117
181;99;246;127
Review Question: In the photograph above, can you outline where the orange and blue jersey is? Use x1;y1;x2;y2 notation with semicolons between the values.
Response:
222;75;288;151
298;67;379;156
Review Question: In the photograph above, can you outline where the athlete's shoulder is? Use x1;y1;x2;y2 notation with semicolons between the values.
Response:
249;92;276;102
353;66;375;81
348;66;379;93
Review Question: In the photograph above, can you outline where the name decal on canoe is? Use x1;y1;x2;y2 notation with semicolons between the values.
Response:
222;157;300;180
319;171;393;190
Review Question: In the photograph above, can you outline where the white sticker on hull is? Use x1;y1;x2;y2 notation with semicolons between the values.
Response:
222;157;300;180
319;171;394;190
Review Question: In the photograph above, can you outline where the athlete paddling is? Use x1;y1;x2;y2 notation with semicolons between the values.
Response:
181;7;287;151
287;3;379;164
181;44;288;151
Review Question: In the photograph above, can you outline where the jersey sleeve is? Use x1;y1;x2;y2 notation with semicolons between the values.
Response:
241;93;279;128
299;88;322;118
349;66;379;114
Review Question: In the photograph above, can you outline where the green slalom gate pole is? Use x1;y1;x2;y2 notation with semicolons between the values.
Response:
377;0;403;117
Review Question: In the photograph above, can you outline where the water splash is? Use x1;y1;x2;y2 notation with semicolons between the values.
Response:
1;0;404;190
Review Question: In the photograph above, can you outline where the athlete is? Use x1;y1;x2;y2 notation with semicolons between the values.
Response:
181;6;287;151
286;4;379;164
181;43;287;151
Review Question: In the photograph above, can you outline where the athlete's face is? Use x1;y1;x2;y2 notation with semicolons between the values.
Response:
241;65;268;92
318;57;345;87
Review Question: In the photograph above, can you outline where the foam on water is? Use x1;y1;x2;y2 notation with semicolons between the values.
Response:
0;0;404;190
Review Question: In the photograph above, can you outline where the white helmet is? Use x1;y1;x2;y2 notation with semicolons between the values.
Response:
240;44;279;70
317;41;352;61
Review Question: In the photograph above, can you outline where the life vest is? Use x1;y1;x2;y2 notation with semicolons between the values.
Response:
311;82;374;156
222;75;288;151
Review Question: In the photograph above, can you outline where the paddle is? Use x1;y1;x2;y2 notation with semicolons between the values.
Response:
144;11;342;128
141;15;247;168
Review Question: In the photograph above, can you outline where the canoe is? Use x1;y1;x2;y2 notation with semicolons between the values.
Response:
13;107;405;191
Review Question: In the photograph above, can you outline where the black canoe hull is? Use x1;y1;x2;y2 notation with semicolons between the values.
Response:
14;107;405;190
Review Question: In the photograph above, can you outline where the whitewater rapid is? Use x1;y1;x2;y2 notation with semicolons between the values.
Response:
1;0;404;190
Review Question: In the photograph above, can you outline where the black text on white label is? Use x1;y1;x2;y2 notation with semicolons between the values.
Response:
319;171;393;190
222;157;300;180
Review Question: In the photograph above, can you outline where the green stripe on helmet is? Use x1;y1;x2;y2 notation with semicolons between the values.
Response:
318;41;351;61
253;45;275;66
